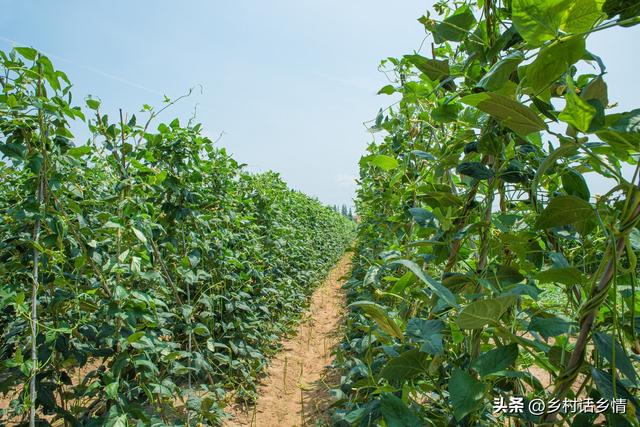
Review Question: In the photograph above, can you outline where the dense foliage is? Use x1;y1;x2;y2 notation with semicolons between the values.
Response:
334;1;640;426
0;48;354;425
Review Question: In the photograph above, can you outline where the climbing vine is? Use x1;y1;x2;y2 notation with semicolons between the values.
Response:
335;0;640;426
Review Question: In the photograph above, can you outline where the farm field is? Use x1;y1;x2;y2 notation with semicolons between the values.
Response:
2;0;640;426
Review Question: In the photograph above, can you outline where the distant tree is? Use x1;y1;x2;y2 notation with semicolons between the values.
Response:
341;204;348;216
348;207;353;220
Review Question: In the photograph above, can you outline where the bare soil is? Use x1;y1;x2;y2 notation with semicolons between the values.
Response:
224;253;352;427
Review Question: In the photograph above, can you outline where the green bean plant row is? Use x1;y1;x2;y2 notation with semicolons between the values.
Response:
0;48;355;426
333;0;640;426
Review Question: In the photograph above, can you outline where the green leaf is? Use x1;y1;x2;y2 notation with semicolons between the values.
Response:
67;146;92;158
559;81;597;132
448;369;486;421
456;162;494;180
535;267;585;285
422;191;463;208
472;343;519;377
432;5;477;42
596;109;640;151
404;55;450;81
380;349;429;384
534;195;595;234
591;368;639;406
528;316;574;338
431;103;461;123
456;296;517;329
581;75;608;106
126;331;145;343
86;98;101;110
562;168;590;201
131;227;148;244
15;47;38;60
603;0;640;22
512;0;572;46
593;332;638;384
350;301;403;339
405;318;445;355
105;381;119;399
105;414;127;427
563;0;607;35
408;207;434;227
610;108;640;133
192;323;210;337
477;52;524;92
391;259;459;308
365;154;399;171
524;36;586;94
461;92;547;136
0;143;27;160
378;85;396;95
379;393;421;427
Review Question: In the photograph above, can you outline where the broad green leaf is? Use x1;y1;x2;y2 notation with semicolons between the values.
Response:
562;168;590;201
563;0;606;35
422;191;463;208
528;316;574;338
0;143;26;160
67;146;92;158
456;162;494;180
131;227;148;244
350;301;403;339
461;92;547;136
535;267;585;285
596;109;640;151
366;154;399;171
534;195;595;234
603;0;640;22
472;343;519;377
405;318;445;355
477;52;524;92
192;323;210;337
15;47;38;60
609;108;639;132
512;0;572;46
86;98;101;110
431;102;461;123
593;332;638;384
105;414;128;427
105;381;119;399
581;75;608;106
380;349;429;384
493;265;525;285
524;36;586;94
591;368;639;406
404;54;449;81
126;331;145;343
448;369;486;421
559;81;597;132
408;207;434;226
378;84;395;95
379;393;421;427
391;259;459;308
432;5;476;42
456;296;516;329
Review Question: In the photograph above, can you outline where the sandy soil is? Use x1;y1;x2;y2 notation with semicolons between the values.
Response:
224;253;352;427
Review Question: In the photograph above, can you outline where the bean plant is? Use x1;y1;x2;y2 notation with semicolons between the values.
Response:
334;0;640;426
0;48;355;426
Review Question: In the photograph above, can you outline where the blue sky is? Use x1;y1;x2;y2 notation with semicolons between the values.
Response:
2;1;638;208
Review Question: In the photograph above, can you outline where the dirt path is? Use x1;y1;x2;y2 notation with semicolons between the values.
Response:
224;253;352;427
